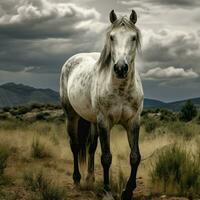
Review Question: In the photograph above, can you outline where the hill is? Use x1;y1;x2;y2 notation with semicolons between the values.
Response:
0;82;199;110
0;82;59;107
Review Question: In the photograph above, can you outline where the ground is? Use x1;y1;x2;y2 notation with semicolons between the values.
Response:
0;106;199;200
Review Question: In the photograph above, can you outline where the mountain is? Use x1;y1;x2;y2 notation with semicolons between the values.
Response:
143;98;166;108
165;98;200;111
0;82;59;107
0;82;199;110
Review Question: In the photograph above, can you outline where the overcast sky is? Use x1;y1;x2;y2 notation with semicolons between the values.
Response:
0;0;200;102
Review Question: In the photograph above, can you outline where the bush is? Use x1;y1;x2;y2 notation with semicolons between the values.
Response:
36;112;50;120
180;100;197;122
17;106;31;115
144;118;157;133
31;138;51;159
150;144;200;198
0;113;8;120
159;109;177;122
24;170;66;200
30;103;43;110
196;113;200;124
2;107;10;112
0;145;10;177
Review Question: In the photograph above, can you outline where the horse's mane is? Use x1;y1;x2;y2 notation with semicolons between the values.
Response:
97;17;141;70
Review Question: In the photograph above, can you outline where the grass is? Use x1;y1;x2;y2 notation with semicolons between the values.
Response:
24;170;67;200
31;137;52;159
0;145;10;177
150;144;200;198
0;108;199;200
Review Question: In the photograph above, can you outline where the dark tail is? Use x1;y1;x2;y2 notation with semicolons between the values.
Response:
78;118;91;166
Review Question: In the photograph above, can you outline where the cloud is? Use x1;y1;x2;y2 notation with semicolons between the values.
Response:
0;0;104;39
139;29;200;73
0;0;106;73
119;0;200;8
141;66;198;80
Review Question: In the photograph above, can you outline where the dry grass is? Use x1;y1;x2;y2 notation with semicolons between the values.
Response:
0;119;199;199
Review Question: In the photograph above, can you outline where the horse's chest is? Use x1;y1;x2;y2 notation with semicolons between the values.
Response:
99;95;138;124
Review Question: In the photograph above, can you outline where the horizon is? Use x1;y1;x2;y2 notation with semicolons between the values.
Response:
0;0;200;101
1;81;200;103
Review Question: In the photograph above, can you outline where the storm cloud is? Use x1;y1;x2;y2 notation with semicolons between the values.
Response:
0;0;199;101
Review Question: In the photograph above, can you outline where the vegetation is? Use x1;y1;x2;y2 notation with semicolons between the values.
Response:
0;104;200;199
24;170;66;200
0;145;10;177
144;117;157;133
180;100;197;122
150;144;200;198
31;137;52;159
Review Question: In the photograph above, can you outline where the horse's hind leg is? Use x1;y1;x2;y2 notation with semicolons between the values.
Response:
86;123;98;182
67;116;81;185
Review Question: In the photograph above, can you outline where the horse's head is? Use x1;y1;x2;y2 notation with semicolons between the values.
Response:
100;10;141;79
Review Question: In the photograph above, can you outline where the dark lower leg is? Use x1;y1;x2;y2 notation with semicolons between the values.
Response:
71;142;81;184
122;123;141;200
122;152;141;199
101;153;112;191
87;126;98;182
99;127;112;191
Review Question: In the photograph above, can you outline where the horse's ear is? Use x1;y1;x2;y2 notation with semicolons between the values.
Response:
130;10;137;24
110;10;117;24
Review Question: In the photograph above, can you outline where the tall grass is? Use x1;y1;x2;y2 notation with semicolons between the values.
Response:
150;144;200;198
0;145;10;177
31;137;52;159
24;170;66;200
0;144;11;186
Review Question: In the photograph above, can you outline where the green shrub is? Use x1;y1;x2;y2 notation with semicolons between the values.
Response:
0;113;8;120
2;107;10;112
24;170;66;200
144;118;157;133
30;103;43;110
31;138;51;159
0;145;10;177
159;109;177;122
180;100;197;122
196;113;200;124
36;112;50;120
150;144;200;198
17;106;31;115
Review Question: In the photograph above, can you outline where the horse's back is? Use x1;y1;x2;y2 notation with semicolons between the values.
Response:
60;52;100;122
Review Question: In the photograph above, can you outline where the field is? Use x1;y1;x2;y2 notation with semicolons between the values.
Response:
0;105;199;200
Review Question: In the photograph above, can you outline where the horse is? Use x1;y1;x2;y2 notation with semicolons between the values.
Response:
60;10;143;200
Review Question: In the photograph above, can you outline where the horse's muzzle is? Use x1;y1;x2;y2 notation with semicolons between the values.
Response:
114;60;128;79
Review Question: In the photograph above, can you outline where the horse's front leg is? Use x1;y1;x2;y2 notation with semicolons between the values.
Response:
121;122;141;200
97;115;112;193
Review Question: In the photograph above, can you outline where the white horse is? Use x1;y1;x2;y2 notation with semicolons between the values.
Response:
60;10;143;200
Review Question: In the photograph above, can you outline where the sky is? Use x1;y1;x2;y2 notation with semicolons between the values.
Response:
0;0;200;102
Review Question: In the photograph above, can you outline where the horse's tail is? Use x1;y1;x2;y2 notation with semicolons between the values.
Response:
78;118;91;166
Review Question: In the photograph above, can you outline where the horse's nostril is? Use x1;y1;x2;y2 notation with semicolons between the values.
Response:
114;64;118;72
124;64;128;72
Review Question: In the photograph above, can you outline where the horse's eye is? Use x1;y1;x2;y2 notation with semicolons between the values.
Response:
132;36;136;41
110;35;114;41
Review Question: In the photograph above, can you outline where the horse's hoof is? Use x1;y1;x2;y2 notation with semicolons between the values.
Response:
121;190;133;200
102;191;114;200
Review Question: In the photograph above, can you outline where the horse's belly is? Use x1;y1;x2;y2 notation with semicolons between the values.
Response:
67;73;96;122
70;98;96;122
